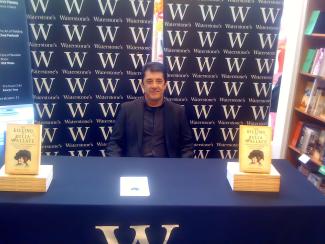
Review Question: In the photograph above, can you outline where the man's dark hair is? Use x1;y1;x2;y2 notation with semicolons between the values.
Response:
142;62;167;82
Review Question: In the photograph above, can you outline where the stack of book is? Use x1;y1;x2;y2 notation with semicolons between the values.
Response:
227;162;280;192
0;165;53;192
0;124;53;192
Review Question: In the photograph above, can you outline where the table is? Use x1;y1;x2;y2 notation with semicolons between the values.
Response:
0;156;324;244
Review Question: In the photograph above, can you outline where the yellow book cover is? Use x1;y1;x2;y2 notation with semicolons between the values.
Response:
239;125;272;174
5;124;42;175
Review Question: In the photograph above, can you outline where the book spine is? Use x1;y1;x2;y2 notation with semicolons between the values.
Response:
299;127;313;153
319;131;325;164
291;121;303;147
312;49;325;75
310;49;321;74
305;10;320;35
305;131;320;157
302;49;317;73
305;79;319;113
297;127;306;150
319;55;325;77
308;89;322;114
312;94;325;116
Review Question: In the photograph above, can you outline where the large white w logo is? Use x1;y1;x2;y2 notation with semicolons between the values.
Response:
63;24;86;42
29;24;52;41
199;5;220;21
97;0;118;16
167;3;189;21
64;0;84;14
129;0;151;17
30;0;50;13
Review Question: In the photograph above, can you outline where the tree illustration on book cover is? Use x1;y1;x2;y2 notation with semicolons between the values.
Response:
14;150;31;167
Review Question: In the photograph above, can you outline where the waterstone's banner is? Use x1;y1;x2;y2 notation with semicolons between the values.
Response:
25;0;283;158
26;0;153;156
0;0;33;106
164;0;283;158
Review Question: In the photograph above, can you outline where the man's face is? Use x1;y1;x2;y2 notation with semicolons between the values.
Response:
142;70;167;103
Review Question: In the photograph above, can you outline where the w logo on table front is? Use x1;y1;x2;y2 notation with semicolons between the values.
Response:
96;224;179;244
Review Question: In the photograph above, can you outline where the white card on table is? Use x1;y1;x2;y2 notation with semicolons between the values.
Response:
120;176;150;197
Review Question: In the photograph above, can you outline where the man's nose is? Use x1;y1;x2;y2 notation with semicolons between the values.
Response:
151;81;159;88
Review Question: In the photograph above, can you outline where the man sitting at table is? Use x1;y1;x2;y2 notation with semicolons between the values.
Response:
106;62;194;158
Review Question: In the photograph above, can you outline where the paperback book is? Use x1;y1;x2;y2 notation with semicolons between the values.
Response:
239;125;272;174
5;124;42;175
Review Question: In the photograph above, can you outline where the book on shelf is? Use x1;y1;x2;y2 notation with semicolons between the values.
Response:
310;49;322;75
319;55;325;77
311;48;325;75
299;80;314;111
290;121;304;147
301;48;325;76
312;91;325;117
306;86;321;114
305;10;325;35
318;130;325;164
301;49;317;73
306;79;325;114
297;124;325;163
296;124;320;154
306;131;322;162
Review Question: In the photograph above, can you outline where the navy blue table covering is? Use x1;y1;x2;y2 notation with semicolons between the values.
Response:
0;156;325;244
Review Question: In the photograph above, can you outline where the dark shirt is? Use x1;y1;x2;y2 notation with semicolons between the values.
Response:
142;102;167;157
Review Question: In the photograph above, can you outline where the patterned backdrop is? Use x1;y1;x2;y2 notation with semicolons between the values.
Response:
25;0;283;158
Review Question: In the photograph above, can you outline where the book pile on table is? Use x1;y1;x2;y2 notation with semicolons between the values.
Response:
227;162;280;192
0;124;53;192
0;165;53;192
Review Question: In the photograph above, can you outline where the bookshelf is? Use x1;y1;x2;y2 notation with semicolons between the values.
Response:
286;0;325;168
288;145;322;166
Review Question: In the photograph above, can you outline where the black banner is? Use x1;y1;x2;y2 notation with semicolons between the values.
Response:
164;0;283;158
26;0;153;156
25;0;283;158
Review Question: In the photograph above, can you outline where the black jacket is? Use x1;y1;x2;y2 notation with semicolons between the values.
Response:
106;98;194;157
